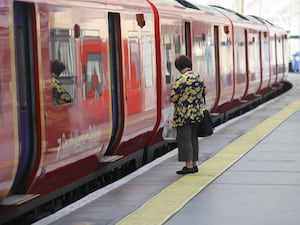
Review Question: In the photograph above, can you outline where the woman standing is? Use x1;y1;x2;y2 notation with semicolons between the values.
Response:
170;55;206;174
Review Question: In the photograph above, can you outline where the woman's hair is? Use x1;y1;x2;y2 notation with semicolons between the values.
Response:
51;60;66;76
174;55;192;71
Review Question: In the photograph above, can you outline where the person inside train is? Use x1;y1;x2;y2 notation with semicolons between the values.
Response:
51;59;72;106
170;55;206;175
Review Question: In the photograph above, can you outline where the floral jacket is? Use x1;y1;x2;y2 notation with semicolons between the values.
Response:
170;71;206;127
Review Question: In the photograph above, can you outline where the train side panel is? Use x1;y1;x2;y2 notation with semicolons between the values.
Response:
113;6;157;156
246;29;261;96
26;2;114;193
268;26;279;86
259;30;271;92
215;24;234;111
29;0;158;194
0;1;18;201
191;19;218;111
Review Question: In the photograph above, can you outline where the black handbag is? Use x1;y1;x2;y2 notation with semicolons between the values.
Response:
198;109;214;137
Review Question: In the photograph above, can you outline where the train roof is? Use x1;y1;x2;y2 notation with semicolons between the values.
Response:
247;15;275;26
149;0;230;24
209;5;250;21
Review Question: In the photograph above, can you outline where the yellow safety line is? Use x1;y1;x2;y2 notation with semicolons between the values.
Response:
116;98;300;225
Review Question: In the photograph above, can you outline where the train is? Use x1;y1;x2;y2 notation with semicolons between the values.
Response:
0;0;291;224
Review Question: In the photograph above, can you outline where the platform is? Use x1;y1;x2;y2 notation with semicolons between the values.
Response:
34;73;300;225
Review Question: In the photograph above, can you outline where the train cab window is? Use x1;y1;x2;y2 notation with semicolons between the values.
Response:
128;33;141;89
142;32;153;88
50;28;77;106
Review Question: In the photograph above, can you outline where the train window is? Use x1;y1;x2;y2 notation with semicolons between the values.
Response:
142;32;153;88
248;33;260;76
163;34;172;84
174;34;181;57
220;29;233;77
283;36;289;73
50;28;77;106
234;30;246;78
262;36;269;73
270;37;276;74
128;34;141;89
277;37;283;67
84;54;103;99
80;32;105;100
193;36;205;77
206;34;215;77
193;33;216;77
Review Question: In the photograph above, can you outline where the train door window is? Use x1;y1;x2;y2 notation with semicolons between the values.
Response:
142;31;153;88
220;26;232;77
174;34;181;57
270;36;276;74
277;37;283;70
193;33;215;77
80;30;105;101
283;35;289;73
234;30;246;78
248;33;260;76
50;28;77;105
193;36;205;77
84;53;103;99
163;34;172;84
262;34;269;73
128;32;141;89
206;33;215;77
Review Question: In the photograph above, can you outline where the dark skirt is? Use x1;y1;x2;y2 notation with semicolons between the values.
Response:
176;122;200;161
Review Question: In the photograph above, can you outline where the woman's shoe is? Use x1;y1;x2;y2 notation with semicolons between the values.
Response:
176;167;194;174
193;166;198;173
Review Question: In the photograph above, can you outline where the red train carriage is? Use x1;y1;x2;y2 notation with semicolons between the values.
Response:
148;0;231;123
111;5;158;157
261;18;288;85
247;15;289;91
0;0;289;224
0;0;157;206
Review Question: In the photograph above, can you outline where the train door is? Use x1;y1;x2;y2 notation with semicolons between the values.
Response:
106;12;125;155
234;28;247;100
269;34;277;85
276;35;284;82
10;2;39;193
